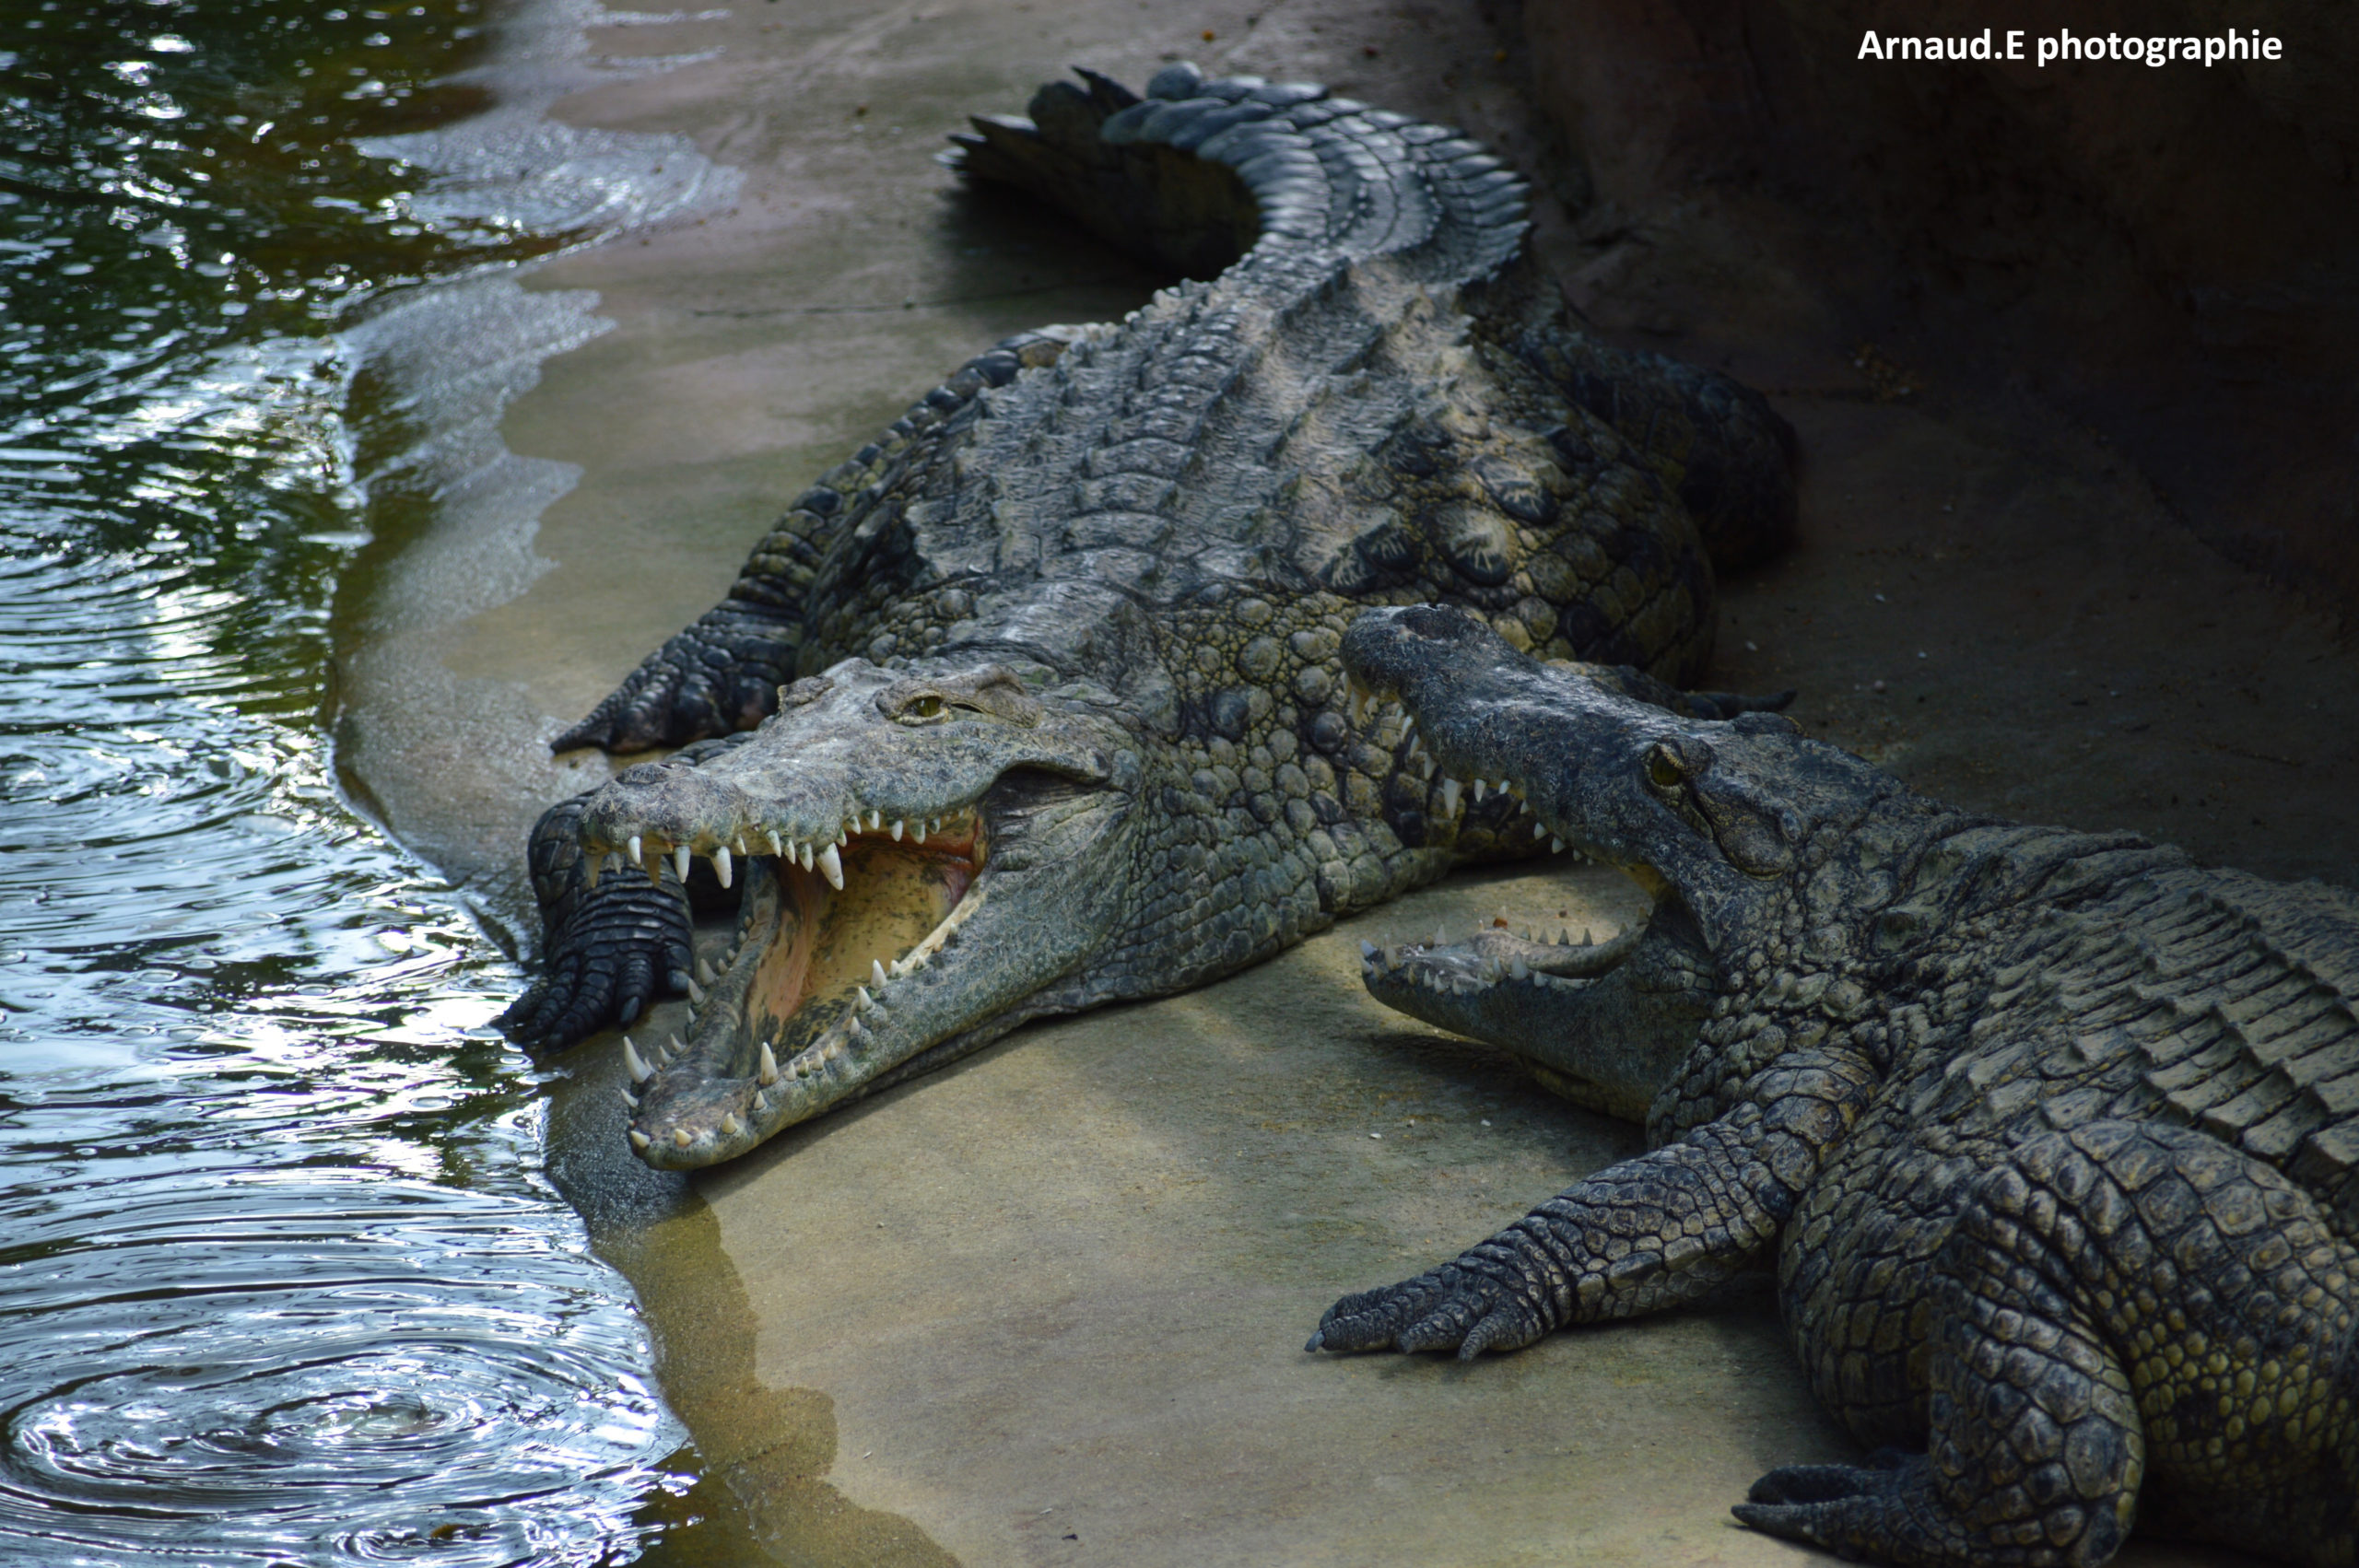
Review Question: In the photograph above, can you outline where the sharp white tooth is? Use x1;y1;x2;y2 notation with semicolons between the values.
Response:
582;853;601;890
799;841;814;872
719;1113;740;1138
1550;836;1567;853
674;844;691;883
873;959;889;989
1420;756;1437;781
857;985;876;1012
768;829;783;857
914;818;928;843
674;1129;692;1148
890;817;905;841
839;824;851;847
735;835;748;855
713;846;733;888
1359;941;1378;959
697;956;717;986
1534;821;1549;839
1441;778;1461;816
620;1087;640;1111
687;977;706;1005
817;842;844;889
623;1036;653;1084
931;817;942;834
667;1033;686;1062
1510;958;1530;980
1434;923;1449;947
758;1040;780;1085
1473;778;1486;802
629;1129;651;1151
867;809;881;831
628;834;642;866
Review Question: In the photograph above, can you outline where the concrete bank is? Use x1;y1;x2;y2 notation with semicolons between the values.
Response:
334;0;2348;1561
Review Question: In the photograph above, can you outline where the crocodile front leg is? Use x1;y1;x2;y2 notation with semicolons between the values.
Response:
499;733;753;1051
550;331;1077;755
495;790;692;1050
550;597;802;755
1308;1047;1873;1358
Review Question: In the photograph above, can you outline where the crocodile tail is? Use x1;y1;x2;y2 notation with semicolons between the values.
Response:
945;62;1532;285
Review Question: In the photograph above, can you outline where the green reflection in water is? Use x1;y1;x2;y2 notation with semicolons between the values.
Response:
0;1;719;1562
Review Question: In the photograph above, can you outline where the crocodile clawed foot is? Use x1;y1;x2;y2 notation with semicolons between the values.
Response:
1742;1450;1911;1508
1305;1263;1543;1360
497;875;693;1053
1733;1452;1986;1568
496;941;669;1054
552;617;788;755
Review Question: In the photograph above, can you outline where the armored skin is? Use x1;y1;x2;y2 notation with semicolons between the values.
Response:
1318;603;2359;1568
499;65;1798;1169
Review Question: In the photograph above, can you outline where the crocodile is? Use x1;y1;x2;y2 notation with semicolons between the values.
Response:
497;64;1799;1170
1314;603;2359;1568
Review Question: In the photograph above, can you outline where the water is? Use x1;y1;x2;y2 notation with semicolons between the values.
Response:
0;1;715;1560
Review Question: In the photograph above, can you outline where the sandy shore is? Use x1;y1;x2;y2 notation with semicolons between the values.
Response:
333;0;2350;1561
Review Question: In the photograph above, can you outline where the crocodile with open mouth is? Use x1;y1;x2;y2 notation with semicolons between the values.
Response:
1317;603;2359;1568
498;64;1798;1170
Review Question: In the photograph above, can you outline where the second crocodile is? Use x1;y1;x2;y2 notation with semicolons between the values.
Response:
1319;604;2359;1568
499;64;1796;1169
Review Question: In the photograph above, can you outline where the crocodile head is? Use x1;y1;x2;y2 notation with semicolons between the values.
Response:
1340;604;1898;1120
575;659;1141;1168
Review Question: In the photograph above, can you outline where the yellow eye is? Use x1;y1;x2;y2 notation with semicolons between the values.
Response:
1646;747;1684;789
907;695;945;720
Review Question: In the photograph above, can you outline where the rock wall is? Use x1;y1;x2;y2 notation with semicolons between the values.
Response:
1522;0;2359;615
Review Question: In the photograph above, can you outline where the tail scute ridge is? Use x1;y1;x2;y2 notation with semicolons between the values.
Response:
950;64;1532;285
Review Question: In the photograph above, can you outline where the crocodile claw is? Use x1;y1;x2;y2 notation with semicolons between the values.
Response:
1305;1263;1543;1360
497;873;691;1052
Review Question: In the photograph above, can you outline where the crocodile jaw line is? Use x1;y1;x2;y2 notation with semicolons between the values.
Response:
605;764;1132;1168
614;799;1001;1167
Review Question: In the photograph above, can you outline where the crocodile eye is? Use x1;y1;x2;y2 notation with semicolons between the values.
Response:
1645;745;1684;789
904;695;945;720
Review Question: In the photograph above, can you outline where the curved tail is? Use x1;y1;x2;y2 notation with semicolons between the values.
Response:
945;62;1532;286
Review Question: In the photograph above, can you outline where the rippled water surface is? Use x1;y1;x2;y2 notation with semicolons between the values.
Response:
0;2;698;1560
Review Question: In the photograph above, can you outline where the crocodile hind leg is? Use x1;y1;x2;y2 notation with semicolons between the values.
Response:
1740;1120;2359;1568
